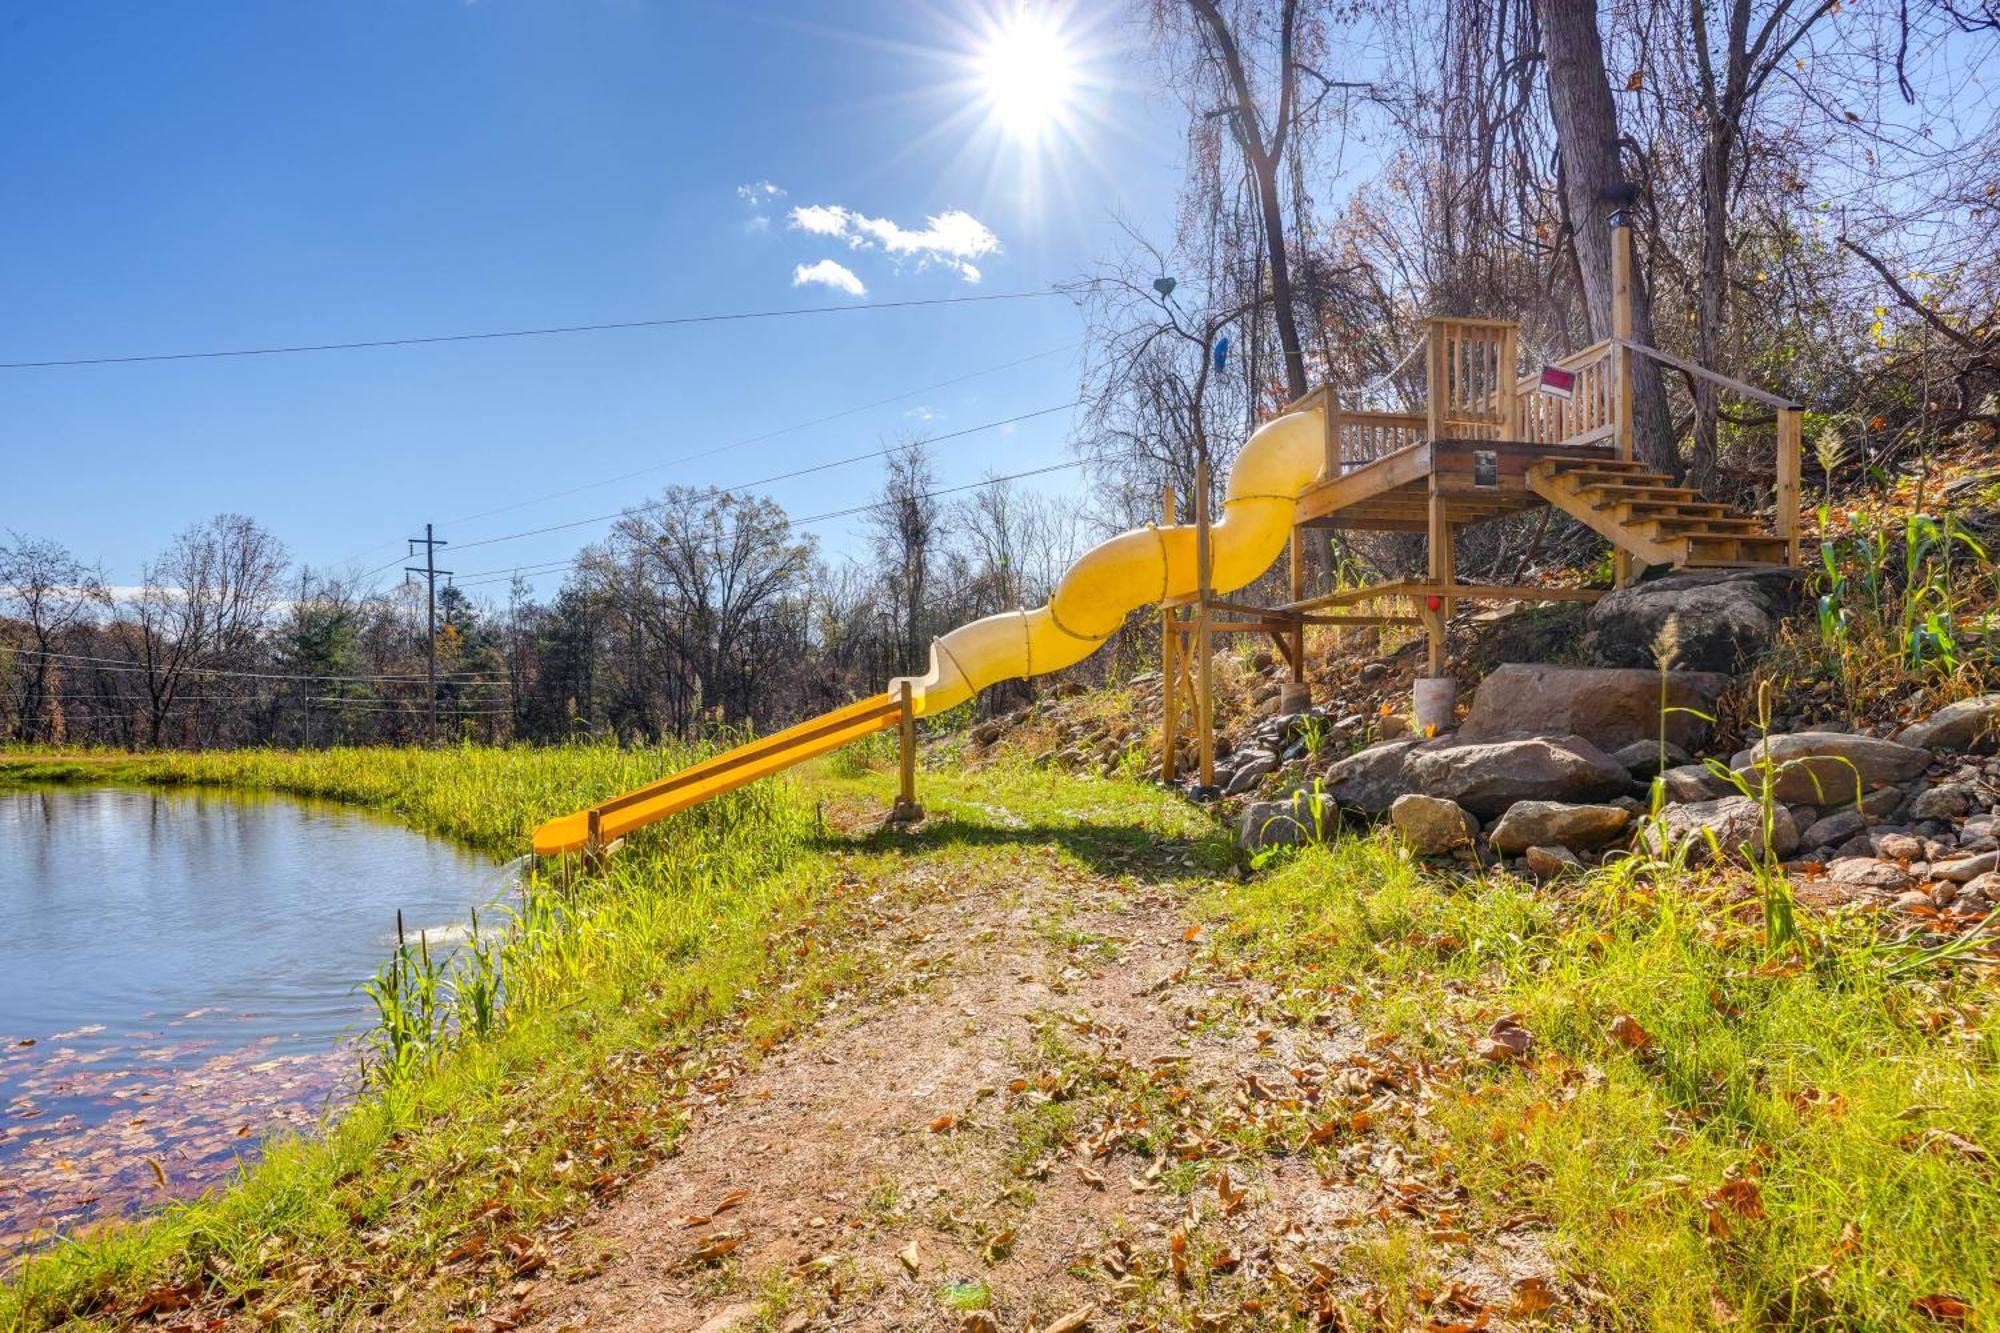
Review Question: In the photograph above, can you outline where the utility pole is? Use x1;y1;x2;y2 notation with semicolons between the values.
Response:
405;524;451;743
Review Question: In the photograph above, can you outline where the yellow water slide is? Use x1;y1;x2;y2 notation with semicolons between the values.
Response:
530;402;1326;856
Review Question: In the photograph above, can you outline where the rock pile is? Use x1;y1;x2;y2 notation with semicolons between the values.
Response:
1235;683;2000;919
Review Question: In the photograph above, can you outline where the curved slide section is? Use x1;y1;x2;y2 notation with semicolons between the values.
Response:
531;404;1326;855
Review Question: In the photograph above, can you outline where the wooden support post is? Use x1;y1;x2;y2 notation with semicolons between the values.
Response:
1610;219;1636;588
1776;406;1803;567
891;679;922;822
1426;482;1452;678
585;806;603;869
1194;457;1216;789
1499;323;1521;438
1161;484;1179;782
1425;318;1449;443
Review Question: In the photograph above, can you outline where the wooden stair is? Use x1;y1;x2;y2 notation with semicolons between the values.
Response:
1526;457;1790;569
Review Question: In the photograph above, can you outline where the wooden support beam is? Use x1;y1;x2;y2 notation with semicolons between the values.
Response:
1160;483;1178;783
1776;406;1802;567
1425;477;1452;677
891;679;922;822
1611;220;1636;588
1194;457;1215;788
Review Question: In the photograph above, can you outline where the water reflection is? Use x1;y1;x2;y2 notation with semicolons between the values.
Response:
0;785;513;1253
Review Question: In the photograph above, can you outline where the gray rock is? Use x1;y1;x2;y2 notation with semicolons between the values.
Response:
1613;739;1693;777
1870;830;1925;861
1322;739;1424;815
1912;782;1977;821
1402;734;1633;819
1237;791;1341;852
1224;749;1278;796
1897;694;2000;753
1390;793;1477;855
1523;845;1584;877
1732;732;1933;805
1801;808;1867;848
1659;763;1728;803
1583;568;1800;674
1828;857;1917;892
1893;889;1938;911
1960;871;2000;908
1458;664;1727;753
1489;800;1632;853
1643;796;1800;863
1935;851;2000;883
1861;785;1905;817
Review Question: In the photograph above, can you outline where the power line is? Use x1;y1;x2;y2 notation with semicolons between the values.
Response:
334;341;1079;569
450;456;1094;590
8;646;511;685
0;290;1064;371
446;401;1080;556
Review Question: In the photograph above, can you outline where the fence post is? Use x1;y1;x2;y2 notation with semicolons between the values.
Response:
1777;406;1803;567
1161;484;1179;783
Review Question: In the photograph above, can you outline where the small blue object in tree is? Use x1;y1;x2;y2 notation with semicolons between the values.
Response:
1152;276;1177;298
1212;335;1230;373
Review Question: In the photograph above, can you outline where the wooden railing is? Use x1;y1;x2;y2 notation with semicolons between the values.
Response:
1514;339;1616;447
1329;410;1427;475
1426;317;1519;441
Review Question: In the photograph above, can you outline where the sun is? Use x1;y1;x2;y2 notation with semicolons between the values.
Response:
978;10;1079;140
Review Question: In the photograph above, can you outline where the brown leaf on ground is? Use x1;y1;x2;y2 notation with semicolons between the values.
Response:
897;1239;920;1276
1711;1177;1766;1220
710;1187;748;1213
1479;1016;1534;1063
929;1112;959;1133
1043;1307;1097;1333
1912;1293;1974;1324
1608;1014;1652;1050
1510;1275;1560;1316
1076;1164;1106;1189
686;1232;742;1264
959;1313;1001;1333
1899;1128;1991;1162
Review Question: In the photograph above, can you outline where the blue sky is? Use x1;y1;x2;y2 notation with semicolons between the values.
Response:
0;1;1184;594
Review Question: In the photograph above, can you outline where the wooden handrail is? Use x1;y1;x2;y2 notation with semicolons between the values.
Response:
1615;338;1800;410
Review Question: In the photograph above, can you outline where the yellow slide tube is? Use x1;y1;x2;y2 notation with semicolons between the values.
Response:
531;402;1327;855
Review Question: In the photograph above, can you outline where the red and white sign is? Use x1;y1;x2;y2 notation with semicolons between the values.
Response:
1538;365;1577;400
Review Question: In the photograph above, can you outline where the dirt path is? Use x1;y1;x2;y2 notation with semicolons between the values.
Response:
522;806;1562;1332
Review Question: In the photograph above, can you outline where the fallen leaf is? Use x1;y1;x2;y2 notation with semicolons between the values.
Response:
929;1113;959;1134
1077;1164;1107;1189
1608;1014;1652;1050
898;1239;920;1276
985;1226;1015;1261
1913;1293;1973;1324
1044;1307;1097;1333
1711;1177;1766;1220
711;1187;748;1213
1510;1275;1559;1316
688;1232;742;1264
146;1158;168;1190
1182;925;1203;942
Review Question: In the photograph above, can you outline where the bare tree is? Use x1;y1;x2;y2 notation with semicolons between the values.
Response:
868;439;941;671
124;514;287;748
0;532;105;743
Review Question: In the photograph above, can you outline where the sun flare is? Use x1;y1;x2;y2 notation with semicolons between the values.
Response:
978;10;1078;140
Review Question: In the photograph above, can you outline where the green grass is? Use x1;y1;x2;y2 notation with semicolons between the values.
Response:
0;743;893;1330
1199;833;2000;1329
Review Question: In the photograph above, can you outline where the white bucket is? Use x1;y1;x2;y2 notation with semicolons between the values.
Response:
1412;676;1457;733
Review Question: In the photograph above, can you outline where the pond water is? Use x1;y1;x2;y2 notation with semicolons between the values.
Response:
0;785;514;1253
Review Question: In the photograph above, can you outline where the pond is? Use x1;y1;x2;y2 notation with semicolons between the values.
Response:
0;785;515;1254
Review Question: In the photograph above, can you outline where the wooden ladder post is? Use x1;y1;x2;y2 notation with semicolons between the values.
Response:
584;806;604;873
1194;456;1216;789
1161;484;1180;783
890;679;923;823
1776;406;1803;567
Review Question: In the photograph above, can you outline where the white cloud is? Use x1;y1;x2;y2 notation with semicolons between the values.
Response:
784;204;999;283
792;259;867;297
736;180;785;205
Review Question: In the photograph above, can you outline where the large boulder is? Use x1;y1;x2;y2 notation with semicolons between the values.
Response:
1390;793;1477;855
1458;663;1727;753
1897;695;2000;754
1641;795;1800;863
1731;732;1932;806
1322;739;1423;815
1488;800;1632;853
1402;734;1632;820
1583;568;1799;674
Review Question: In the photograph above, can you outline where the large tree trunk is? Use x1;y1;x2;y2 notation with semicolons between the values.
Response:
1535;0;1681;478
